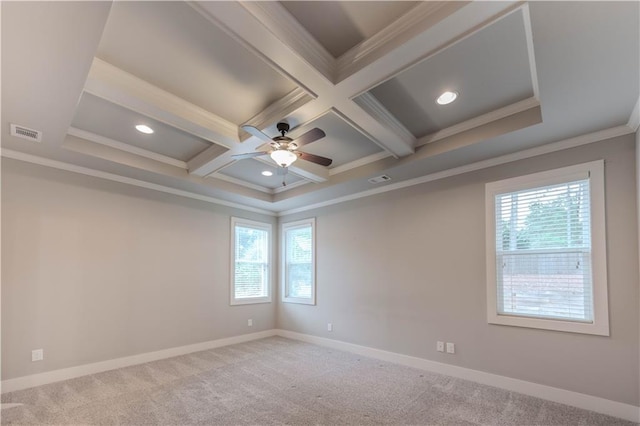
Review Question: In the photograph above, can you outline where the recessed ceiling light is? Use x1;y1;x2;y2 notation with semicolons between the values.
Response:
436;91;458;105
261;170;273;177
135;124;154;134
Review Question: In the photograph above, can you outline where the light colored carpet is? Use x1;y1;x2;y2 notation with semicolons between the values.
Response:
1;336;633;425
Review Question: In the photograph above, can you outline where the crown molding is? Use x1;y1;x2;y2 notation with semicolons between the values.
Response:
336;2;464;83
329;151;392;176
278;125;633;216
1;149;277;216
207;173;272;194
68;127;187;169
238;2;336;84
417;97;541;146
353;93;416;148
85;58;239;148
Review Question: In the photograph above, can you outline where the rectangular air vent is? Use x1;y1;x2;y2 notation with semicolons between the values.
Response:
10;124;42;142
368;175;391;184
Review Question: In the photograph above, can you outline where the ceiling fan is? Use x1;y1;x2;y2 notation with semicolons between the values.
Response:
233;122;332;185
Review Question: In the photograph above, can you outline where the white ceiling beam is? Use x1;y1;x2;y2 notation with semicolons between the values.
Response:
335;1;522;97
335;2;469;84
67;127;187;169
240;87;313;141
189;1;416;158
84;58;239;148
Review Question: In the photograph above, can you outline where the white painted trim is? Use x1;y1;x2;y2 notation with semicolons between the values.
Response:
353;93;416;150
336;2;464;82
239;2;335;84
1;330;277;394
485;161;609;336
209;173;272;194
275;329;640;423
628;96;640;131
417;97;541;146
521;4;540;101
67;127;187;169
241;90;312;142
278;125;633;216
85;59;238;148
329;151;392;176
0;149;277;216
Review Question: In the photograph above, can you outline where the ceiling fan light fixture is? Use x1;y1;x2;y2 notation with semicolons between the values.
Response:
270;149;297;167
436;91;458;105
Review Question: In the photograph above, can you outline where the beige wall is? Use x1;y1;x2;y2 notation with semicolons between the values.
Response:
1;159;276;380
279;135;639;406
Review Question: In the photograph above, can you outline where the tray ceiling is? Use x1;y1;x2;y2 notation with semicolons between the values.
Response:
2;1;638;214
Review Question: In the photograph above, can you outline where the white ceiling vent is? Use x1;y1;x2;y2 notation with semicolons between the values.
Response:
368;174;391;184
10;124;42;142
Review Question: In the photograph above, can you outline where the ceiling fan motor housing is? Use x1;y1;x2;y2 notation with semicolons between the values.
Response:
276;122;290;135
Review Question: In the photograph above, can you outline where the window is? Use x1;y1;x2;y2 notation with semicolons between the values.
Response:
485;161;609;335
282;218;316;305
230;217;272;305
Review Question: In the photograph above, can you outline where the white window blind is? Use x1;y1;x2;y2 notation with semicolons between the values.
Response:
495;179;593;322
282;219;315;304
231;218;271;305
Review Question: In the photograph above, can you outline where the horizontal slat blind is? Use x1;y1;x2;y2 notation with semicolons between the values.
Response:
285;225;313;299
234;225;269;299
495;179;593;322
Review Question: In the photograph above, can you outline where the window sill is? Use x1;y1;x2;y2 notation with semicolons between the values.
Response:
488;312;609;336
230;297;272;306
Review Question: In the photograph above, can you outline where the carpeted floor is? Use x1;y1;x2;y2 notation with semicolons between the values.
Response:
1;336;633;425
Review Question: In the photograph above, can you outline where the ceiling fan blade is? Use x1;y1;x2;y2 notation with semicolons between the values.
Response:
241;125;273;143
297;151;333;167
292;127;325;148
231;151;268;160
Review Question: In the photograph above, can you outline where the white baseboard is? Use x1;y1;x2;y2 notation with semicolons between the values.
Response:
3;328;638;422
1;329;277;394
275;329;640;423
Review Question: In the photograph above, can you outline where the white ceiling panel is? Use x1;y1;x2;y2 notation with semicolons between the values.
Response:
368;9;534;138
281;1;419;57
258;112;384;169
72;93;213;162
97;1;297;124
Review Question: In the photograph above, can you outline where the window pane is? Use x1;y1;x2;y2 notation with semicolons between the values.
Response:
285;225;313;300
287;263;313;298
495;179;593;322
234;225;268;299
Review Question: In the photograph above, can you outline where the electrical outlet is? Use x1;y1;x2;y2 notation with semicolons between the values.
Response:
32;349;44;362
247;319;253;327
327;323;333;332
446;342;455;354
436;341;444;352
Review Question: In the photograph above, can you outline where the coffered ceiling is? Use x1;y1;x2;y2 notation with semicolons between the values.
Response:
2;1;639;215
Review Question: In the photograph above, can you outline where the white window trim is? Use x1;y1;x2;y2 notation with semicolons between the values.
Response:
485;160;609;336
230;217;272;306
281;218;316;305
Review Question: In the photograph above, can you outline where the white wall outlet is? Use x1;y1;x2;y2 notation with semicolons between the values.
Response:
436;341;445;352
31;349;43;362
247;319;253;327
446;342;455;354
327;323;333;332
